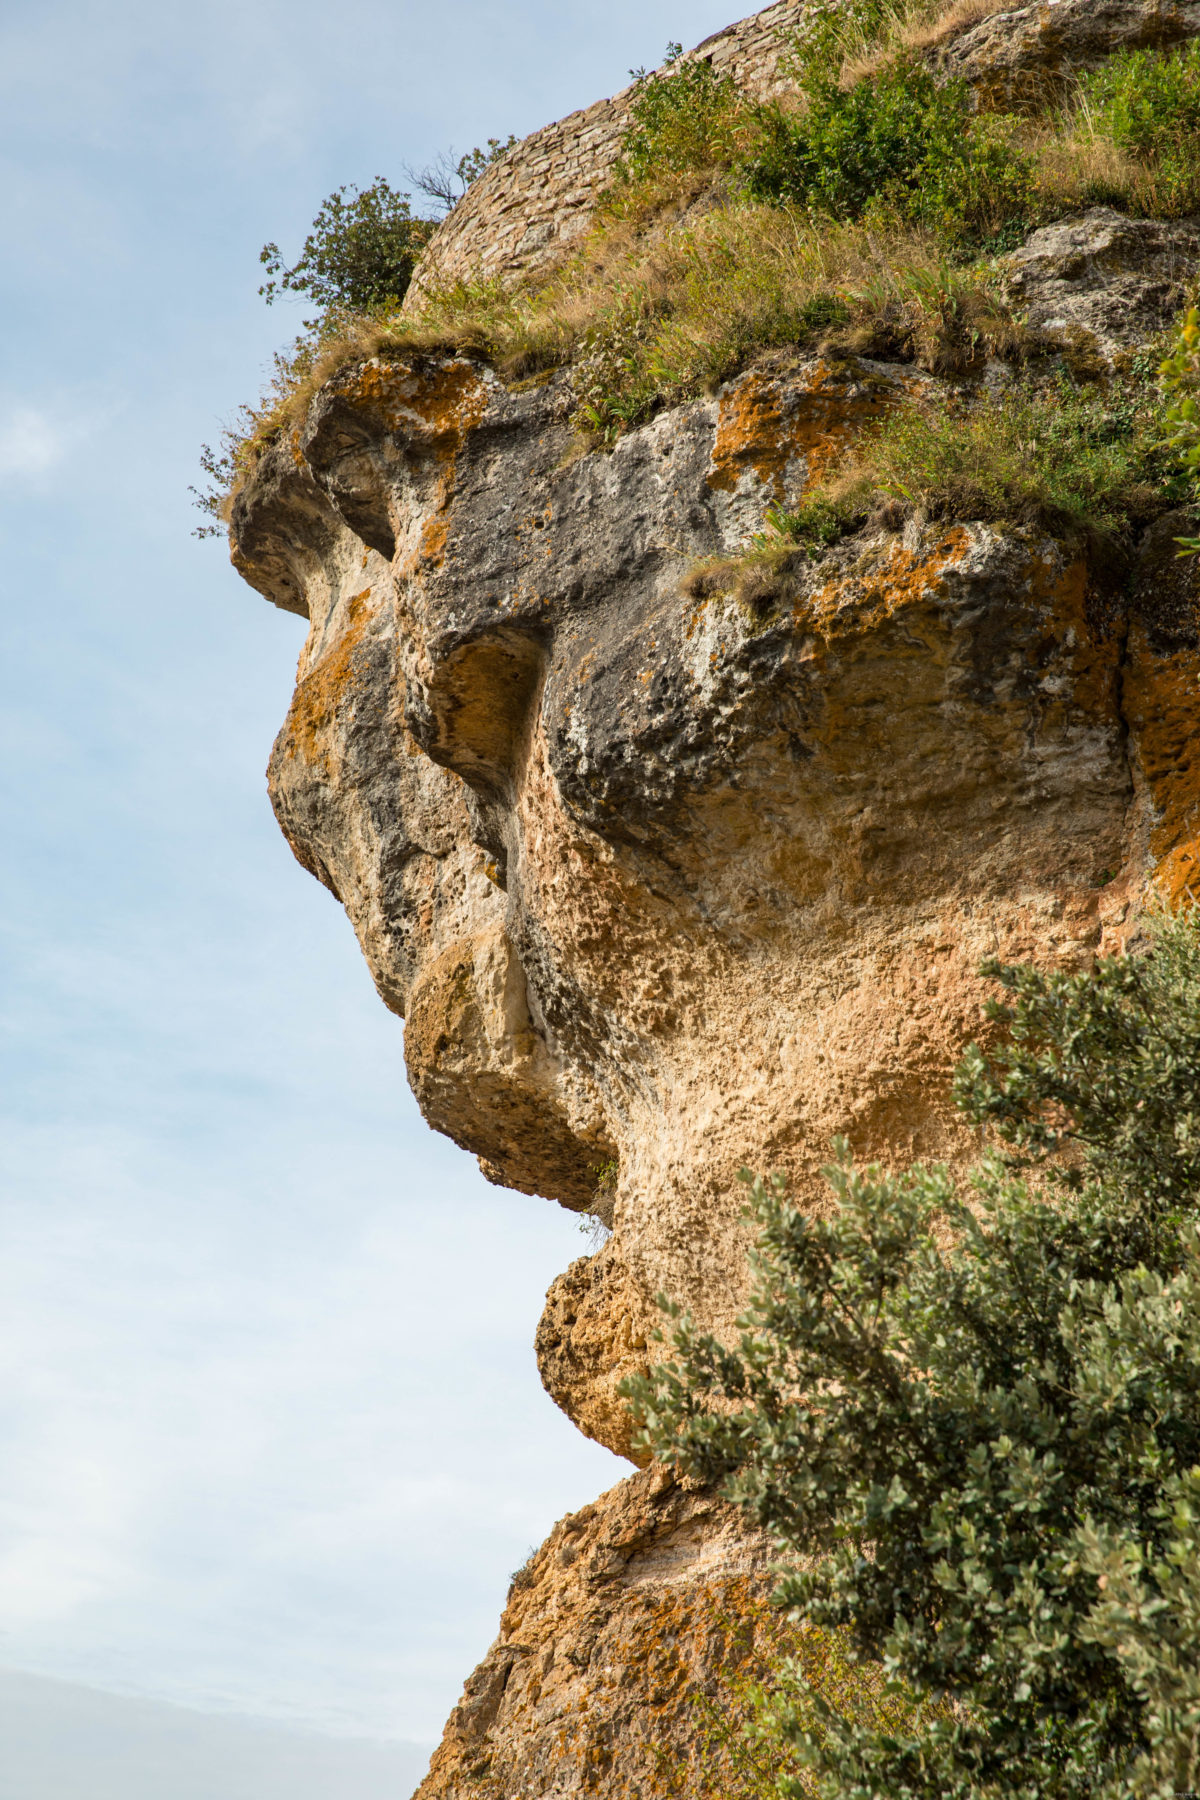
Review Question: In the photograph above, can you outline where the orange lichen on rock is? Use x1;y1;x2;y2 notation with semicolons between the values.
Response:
707;363;905;502
342;354;490;447
1119;519;1200;904
276;587;376;778
804;526;973;635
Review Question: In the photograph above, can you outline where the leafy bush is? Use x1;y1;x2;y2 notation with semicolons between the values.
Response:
672;1609;949;1799
258;178;434;322
628;908;1200;1800
1161;304;1200;555
614;43;752;186
744;57;1033;249
1081;42;1200;217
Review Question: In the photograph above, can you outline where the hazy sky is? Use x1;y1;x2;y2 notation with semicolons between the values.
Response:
0;0;739;1793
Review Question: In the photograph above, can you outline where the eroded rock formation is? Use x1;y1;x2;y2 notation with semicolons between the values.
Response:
228;7;1200;1792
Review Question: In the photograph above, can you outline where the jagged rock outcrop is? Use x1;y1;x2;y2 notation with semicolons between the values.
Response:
936;0;1200;108
418;1466;777;1798
227;6;1200;1793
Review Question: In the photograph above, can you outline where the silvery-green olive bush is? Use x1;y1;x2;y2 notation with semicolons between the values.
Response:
626;912;1200;1799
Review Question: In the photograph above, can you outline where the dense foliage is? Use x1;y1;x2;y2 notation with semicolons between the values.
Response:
1085;41;1200;217
668;1607;950;1799
615;42;751;186
627;911;1200;1799
1162;306;1200;557
745;58;1032;251
258;178;434;321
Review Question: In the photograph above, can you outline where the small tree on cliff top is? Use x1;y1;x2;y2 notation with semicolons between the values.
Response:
258;177;434;325
626;909;1200;1799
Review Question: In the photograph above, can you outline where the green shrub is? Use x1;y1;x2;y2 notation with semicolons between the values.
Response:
1161;304;1200;555
743;57;1034;249
1082;41;1200;216
679;1612;949;1799
628;908;1200;1800
258;178;434;322
614;43;752;185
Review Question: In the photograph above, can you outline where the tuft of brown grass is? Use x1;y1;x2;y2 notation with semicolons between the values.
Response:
834;0;1009;89
220;197;1020;503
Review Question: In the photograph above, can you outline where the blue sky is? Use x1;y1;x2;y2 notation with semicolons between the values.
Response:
0;0;739;1792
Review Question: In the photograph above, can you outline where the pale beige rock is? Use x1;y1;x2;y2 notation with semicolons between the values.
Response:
230;332;1200;1790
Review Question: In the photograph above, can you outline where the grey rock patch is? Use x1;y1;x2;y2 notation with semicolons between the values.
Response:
1004;206;1200;357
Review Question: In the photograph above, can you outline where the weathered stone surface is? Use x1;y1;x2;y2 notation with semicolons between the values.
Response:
535;1245;651;1466
406;0;1200;307
227;10;1200;1792
416;1465;776;1799
1004;207;1200;358
936;0;1200;111
405;1;807;301
231;343;1200;1787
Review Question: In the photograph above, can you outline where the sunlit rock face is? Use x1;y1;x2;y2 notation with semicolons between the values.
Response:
232;317;1200;1463
228;29;1200;1796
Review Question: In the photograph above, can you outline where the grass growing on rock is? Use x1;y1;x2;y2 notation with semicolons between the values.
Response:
209;207;1017;496
847;380;1171;540
205;8;1200;517
682;376;1185;612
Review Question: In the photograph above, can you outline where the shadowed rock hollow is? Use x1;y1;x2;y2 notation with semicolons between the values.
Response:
227;5;1200;1791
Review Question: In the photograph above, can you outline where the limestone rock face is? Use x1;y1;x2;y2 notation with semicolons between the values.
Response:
417;1465;775;1799
227;10;1200;1793
1003;208;1200;356
935;0;1200;108
232;330;1199;1434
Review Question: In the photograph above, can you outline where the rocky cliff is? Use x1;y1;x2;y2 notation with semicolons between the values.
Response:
228;4;1200;1791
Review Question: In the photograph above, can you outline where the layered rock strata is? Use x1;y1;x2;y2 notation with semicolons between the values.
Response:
228;8;1200;1793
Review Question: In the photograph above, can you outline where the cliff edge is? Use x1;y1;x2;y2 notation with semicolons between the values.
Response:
225;3;1200;1790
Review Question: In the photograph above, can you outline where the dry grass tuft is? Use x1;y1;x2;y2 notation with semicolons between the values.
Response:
220;198;1019;502
837;0;1008;89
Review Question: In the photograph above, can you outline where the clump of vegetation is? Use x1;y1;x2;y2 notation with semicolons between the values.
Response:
681;498;866;616
614;42;755;189
627;906;1200;1799
659;1605;950;1798
1161;304;1200;555
258;178;434;322
678;373;1179;596
836;377;1173;544
197;3;1200;530
745;57;1034;252
1081;41;1200;218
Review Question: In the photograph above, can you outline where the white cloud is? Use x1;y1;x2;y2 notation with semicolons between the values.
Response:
0;406;65;476
0;401;103;479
